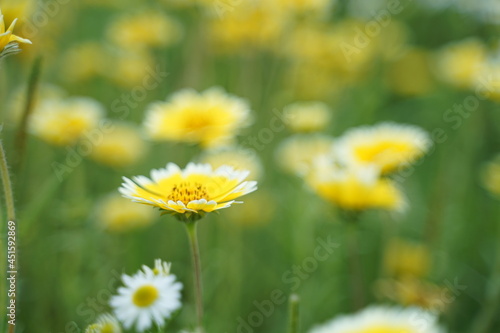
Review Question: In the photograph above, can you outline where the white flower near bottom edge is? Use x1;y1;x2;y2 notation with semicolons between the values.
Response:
309;306;444;333
110;268;182;332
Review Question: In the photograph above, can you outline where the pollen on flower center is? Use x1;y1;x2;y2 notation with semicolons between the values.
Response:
132;285;159;307
167;182;209;203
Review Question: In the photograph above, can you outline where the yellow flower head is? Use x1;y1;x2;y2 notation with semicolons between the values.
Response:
199;146;263;181
307;158;406;212
144;87;252;148
335;122;432;174
434;38;487;89
107;49;155;88
119;162;257;221
96;194;155;233
29;97;104;146
62;42;110;82
208;1;287;53
106;10;182;50
85;314;121;333
1;0;35;23
269;0;335;14
384;239;430;278
276;134;335;176
284;20;378;88
481;154;500;198
284;101;332;133
90;123;147;168
474;62;500;103
309;306;443;333
0;8;32;58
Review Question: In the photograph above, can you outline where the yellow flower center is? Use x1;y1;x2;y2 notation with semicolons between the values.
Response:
132;285;159;307
167;182;209;203
357;326;412;333
184;113;212;132
355;141;413;163
101;323;116;333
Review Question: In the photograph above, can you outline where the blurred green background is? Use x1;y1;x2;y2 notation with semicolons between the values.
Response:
1;0;500;332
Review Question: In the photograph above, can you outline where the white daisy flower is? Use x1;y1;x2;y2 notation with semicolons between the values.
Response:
309;306;444;333
110;262;183;332
140;259;172;277
118;162;257;220
85;313;121;333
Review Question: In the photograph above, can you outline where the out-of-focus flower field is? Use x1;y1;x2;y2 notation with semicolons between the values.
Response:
0;0;499;332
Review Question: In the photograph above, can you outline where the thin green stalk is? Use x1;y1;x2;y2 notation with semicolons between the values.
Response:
344;213;365;311
288;294;300;333
0;142;15;222
14;56;43;171
0;140;16;333
185;221;204;331
470;205;500;333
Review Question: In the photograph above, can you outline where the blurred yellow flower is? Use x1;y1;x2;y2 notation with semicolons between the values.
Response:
474;62;500;103
307;160;405;212
384;239;430;278
481;154;500;197
119;163;257;221
284;101;332;133
335;122;432;174
309;306;443;333
199;146;263;180
285;63;344;100
0;8;32;58
1;0;35;27
435;38;487;89
283;23;335;66
107;49;155;88
29;97;104;147
375;277;447;312
283;20;379;99
386;48;435;96
209;1;287;53
276;134;334;176
90;123;147;168
144;87;252;148
85;314;121;333
61;42;110;82
270;0;335;14
285;20;377;78
96;194;155;232
106;10;182;50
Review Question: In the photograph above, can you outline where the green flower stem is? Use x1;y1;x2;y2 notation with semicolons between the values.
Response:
0;140;16;333
344;213;365;311
288;294;300;333
185;221;204;331
470;205;500;333
14;56;42;171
